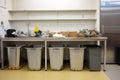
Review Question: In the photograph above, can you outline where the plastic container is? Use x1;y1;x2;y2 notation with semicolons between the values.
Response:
7;46;21;69
26;47;43;70
49;47;64;70
69;47;85;71
85;45;101;71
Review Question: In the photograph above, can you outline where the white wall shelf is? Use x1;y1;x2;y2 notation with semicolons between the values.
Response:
8;9;97;12
9;18;97;21
8;10;96;21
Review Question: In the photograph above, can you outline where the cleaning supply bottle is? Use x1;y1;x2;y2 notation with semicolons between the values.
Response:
34;26;42;37
0;21;6;38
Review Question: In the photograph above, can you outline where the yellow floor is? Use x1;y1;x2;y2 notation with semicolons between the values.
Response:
0;66;110;80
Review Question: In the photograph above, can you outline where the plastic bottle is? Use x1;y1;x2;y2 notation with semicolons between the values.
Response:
0;21;6;38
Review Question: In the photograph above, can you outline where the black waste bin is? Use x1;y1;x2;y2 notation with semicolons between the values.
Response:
85;45;101;71
115;47;120;65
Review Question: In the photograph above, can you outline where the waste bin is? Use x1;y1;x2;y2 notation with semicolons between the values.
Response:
69;47;85;71
49;47;64;70
85;45;101;71
26;47;43;70
7;46;21;70
115;46;120;65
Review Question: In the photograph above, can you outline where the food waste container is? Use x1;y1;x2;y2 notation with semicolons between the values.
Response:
85;45;101;71
26;47;43;70
7;46;21;70
49;46;64;70
69;47;85;71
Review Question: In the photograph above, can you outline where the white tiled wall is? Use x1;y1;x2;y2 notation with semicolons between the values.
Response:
10;20;96;33
0;9;10;29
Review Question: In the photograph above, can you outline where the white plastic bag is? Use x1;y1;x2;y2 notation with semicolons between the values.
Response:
0;21;6;38
0;26;6;38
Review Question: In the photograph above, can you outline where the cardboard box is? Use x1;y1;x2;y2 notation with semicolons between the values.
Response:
58;32;69;37
69;32;78;37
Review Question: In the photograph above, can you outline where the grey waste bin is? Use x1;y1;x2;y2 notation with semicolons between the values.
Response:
69;47;85;71
85;45;101;71
7;46;21;69
26;47;43;70
49;47;64;70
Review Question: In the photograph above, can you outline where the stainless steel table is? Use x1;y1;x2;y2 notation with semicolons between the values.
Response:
0;37;107;71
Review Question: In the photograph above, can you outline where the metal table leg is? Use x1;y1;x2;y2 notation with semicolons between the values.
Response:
45;40;47;71
103;40;107;71
1;40;4;69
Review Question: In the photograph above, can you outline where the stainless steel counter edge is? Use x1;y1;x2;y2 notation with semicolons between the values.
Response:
1;37;108;41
